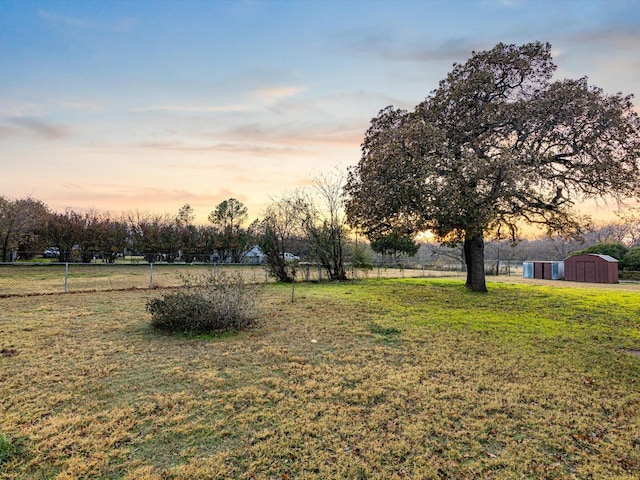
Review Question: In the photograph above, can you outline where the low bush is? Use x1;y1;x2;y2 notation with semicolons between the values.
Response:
619;270;640;281
622;247;640;271
146;270;260;335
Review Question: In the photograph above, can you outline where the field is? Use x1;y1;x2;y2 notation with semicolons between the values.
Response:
0;263;464;296
1;277;640;479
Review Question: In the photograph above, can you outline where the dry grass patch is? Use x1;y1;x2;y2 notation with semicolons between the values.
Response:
1;279;639;479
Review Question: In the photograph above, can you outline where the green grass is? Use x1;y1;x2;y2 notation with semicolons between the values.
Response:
1;278;639;479
0;433;22;466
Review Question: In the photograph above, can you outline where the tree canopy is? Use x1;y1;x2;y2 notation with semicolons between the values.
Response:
345;41;640;292
369;229;419;263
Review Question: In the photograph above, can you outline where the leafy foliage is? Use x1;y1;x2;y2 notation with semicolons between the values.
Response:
369;229;419;263
345;42;640;292
208;198;249;263
0;196;49;262
146;270;260;334
350;242;374;271
570;243;629;260
623;247;640;271
569;243;640;271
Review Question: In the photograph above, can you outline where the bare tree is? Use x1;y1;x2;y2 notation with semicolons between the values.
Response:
254;195;303;282
297;170;349;281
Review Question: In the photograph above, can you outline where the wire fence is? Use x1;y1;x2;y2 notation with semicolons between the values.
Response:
0;262;470;297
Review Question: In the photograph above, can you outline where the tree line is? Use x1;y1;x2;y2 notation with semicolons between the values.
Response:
0;172;361;282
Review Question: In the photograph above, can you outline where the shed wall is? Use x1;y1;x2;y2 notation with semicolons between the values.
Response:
564;255;618;283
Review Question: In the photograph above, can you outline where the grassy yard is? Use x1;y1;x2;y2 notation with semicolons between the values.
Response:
0;263;458;296
1;278;639;479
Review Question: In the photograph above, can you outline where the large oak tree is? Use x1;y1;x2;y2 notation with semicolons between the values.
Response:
345;42;640;292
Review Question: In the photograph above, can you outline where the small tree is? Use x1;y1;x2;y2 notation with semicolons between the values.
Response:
0;196;49;261
45;209;84;262
208;198;249;263
297;171;349;281
125;211;181;262
369;229;419;264
254;196;302;282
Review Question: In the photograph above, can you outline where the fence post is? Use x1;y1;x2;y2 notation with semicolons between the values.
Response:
149;263;153;289
291;276;295;303
64;263;69;293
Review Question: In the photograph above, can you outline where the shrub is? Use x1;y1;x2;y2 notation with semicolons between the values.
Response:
622;247;640;271
146;270;260;335
619;270;640;281
570;243;629;261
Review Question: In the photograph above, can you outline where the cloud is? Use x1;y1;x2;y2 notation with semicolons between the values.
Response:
567;25;640;50
397;38;485;63
480;0;525;7
56;100;99;111
133;139;307;157
330;25;480;64
132;85;305;115
8;117;69;140
38;9;136;32
223;121;366;148
254;86;306;103
0;125;17;139
0;101;47;117
131;104;251;114
48;183;245;221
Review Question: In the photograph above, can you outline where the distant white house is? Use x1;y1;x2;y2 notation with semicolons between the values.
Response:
244;245;266;264
243;246;300;264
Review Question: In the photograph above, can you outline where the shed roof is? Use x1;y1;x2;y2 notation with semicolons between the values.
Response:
565;253;618;263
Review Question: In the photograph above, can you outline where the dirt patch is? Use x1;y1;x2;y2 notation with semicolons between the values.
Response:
490;275;640;291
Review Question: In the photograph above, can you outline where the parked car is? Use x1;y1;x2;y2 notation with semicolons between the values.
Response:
283;252;300;262
43;247;60;259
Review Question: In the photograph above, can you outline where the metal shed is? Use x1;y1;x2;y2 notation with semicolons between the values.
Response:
523;261;564;280
563;254;619;283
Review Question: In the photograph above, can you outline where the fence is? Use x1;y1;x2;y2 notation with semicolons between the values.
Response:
0;262;467;297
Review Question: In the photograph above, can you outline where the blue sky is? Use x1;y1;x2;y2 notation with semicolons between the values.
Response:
1;0;639;223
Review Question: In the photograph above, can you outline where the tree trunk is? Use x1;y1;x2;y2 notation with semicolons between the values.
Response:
464;233;488;293
463;238;471;287
1;231;10;262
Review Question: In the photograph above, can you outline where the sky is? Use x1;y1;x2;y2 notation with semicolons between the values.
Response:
1;0;639;225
